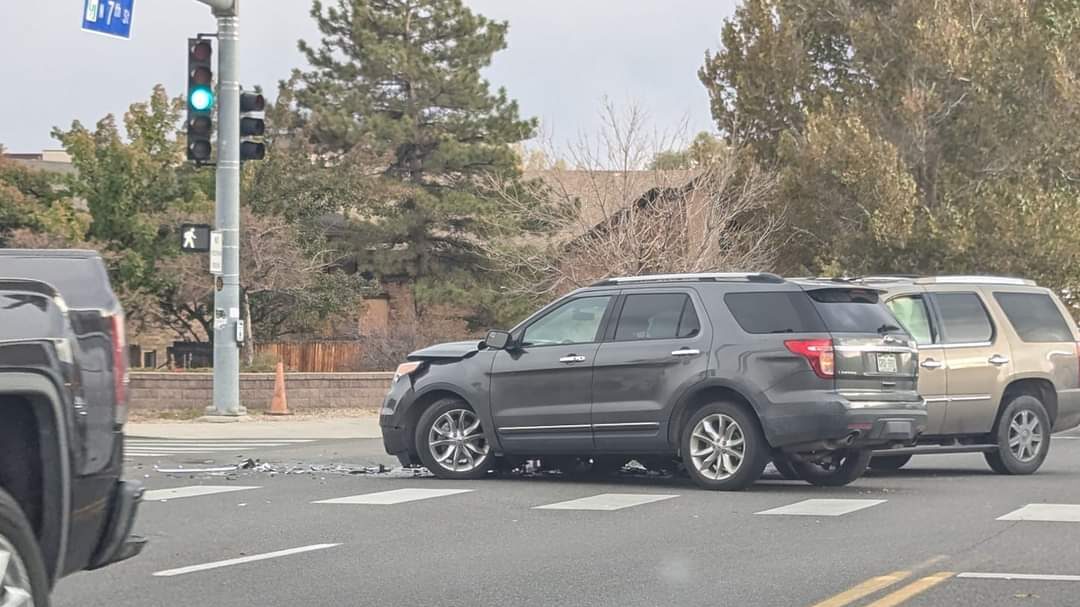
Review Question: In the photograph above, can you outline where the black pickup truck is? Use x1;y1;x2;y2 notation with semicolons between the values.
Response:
0;250;144;605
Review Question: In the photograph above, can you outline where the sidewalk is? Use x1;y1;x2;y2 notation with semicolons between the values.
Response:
126;414;382;440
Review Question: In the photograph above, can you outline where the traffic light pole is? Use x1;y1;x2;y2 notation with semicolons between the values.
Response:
197;0;243;417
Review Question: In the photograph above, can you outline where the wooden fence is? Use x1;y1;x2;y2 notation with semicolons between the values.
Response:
255;342;365;372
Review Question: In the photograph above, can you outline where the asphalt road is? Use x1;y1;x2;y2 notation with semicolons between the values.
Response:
52;431;1080;607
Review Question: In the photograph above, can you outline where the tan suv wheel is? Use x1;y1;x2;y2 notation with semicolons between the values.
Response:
985;395;1051;475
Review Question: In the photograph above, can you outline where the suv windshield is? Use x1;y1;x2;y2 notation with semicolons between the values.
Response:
806;288;900;334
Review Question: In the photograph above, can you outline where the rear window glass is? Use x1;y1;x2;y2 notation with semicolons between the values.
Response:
806;288;899;334
994;292;1073;343
0;256;112;309
933;292;994;343
724;291;826;334
0;293;60;339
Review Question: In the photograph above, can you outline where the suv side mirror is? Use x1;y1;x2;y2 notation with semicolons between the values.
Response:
484;329;511;350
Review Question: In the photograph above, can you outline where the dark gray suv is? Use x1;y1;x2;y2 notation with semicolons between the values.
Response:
380;273;928;490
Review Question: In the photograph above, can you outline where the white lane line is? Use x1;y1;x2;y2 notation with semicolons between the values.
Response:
153;543;340;577
126;453;169;458
127;444;249;449
313;488;473;505
756;498;887;517
958;572;1080;582
144;485;260;502
534;493;679;511
128;440;313;444
128;442;293;447
997;504;1080;522
129;439;314;444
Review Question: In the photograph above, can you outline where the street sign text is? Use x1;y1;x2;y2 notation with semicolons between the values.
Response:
82;0;135;40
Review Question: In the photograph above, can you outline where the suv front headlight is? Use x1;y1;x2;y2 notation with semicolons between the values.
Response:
393;361;422;383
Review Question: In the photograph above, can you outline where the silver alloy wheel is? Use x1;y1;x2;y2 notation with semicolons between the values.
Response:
0;533;34;607
690;413;746;480
428;408;489;472
1009;409;1044;463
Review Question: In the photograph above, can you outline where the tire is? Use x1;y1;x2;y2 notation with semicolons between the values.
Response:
0;487;51;607
771;455;800;480
414;398;495;479
984;394;1051;475
792;449;872;487
869;454;912;471
681;401;768;491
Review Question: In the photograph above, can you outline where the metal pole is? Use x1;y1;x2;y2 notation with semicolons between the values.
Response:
210;1;243;417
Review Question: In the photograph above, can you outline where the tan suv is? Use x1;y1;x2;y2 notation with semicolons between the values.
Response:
838;276;1080;474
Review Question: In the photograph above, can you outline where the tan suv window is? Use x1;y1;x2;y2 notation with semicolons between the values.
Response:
994;292;1073;342
934;292;994;343
886;295;934;345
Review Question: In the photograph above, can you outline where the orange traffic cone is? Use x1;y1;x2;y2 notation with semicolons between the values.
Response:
267;362;292;415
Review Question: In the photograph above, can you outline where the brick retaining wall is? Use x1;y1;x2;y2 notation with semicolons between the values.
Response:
128;372;394;412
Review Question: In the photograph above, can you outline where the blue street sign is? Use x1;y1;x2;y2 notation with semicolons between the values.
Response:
82;0;135;40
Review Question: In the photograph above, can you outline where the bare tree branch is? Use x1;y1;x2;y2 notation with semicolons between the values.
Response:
482;101;784;302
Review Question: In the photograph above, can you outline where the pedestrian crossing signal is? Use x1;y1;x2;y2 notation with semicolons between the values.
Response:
180;223;212;252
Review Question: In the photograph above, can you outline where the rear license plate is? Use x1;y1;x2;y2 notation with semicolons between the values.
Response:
876;354;898;374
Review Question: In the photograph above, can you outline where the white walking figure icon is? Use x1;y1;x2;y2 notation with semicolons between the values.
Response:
183;227;198;249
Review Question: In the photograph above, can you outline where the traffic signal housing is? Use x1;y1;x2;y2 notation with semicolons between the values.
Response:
239;91;266;161
187;38;215;164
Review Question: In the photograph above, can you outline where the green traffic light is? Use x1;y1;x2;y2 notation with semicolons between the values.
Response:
189;86;214;111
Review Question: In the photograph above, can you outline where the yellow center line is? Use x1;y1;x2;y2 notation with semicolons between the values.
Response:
864;572;955;607
810;571;912;607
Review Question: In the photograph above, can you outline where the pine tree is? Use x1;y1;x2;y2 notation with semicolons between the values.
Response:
288;0;538;319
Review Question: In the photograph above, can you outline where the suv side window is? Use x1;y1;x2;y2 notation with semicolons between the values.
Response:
522;296;611;346
724;291;826;334
886;295;935;345
613;293;700;341
933;292;994;344
994;292;1073;342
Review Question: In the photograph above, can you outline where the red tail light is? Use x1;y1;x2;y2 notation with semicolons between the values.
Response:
785;339;835;379
110;312;129;424
1075;342;1080;380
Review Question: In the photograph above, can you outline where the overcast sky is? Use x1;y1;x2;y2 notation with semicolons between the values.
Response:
2;1;737;153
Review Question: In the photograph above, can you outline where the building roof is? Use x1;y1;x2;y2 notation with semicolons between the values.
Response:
522;169;698;233
6;159;78;176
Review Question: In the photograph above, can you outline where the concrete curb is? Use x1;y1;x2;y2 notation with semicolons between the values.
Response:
125;416;383;440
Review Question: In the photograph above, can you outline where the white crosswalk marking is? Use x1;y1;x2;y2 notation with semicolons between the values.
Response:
153;543;340;577
313;488;474;505
143;485;261;502
124;438;314;458
534;493;679;511
756;498;887;517
997;504;1080;522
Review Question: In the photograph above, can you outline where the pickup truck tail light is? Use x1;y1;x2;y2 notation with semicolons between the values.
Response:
110;312;129;424
785;339;835;379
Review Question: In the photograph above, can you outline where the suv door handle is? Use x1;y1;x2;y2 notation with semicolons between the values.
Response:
988;354;1010;365
559;354;586;364
671;349;701;357
921;358;943;370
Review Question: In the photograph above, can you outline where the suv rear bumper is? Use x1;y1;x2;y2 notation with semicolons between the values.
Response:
763;397;927;452
87;480;146;570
